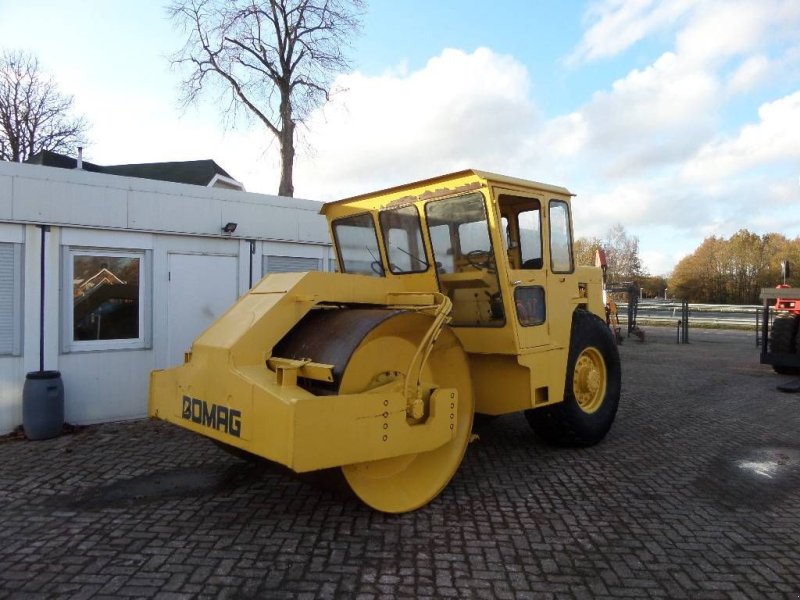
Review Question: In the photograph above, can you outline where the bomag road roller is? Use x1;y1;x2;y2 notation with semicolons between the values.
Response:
149;169;621;513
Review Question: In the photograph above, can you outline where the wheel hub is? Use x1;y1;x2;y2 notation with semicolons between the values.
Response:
573;347;606;414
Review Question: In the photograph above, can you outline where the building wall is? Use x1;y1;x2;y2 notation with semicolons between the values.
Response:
0;162;332;434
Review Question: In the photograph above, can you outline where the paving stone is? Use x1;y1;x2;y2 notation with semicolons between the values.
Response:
0;328;798;598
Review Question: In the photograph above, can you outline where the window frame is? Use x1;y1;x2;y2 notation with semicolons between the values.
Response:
63;247;151;352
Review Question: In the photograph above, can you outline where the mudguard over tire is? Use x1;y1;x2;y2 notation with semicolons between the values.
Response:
525;309;621;447
770;314;800;375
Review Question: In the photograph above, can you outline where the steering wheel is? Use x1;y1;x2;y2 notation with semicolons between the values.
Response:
466;249;496;273
370;260;384;275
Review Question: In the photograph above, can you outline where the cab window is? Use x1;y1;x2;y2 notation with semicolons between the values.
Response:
332;213;384;276
379;205;428;274
498;195;542;270
518;207;542;269
425;193;504;327
549;200;574;273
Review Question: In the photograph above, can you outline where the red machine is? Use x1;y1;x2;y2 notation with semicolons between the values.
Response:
760;261;800;375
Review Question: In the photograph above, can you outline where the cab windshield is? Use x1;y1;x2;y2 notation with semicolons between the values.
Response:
425;193;504;327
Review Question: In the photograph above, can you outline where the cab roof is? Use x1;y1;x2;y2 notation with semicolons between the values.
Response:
320;169;573;216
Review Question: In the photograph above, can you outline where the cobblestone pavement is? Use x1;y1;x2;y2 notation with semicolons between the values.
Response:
1;328;799;599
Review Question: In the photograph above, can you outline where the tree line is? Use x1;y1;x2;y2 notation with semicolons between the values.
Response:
669;230;799;304
575;226;799;305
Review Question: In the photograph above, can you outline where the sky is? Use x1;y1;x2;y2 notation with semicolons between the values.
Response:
1;0;799;275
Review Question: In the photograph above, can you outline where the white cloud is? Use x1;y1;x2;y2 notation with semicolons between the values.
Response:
563;0;800;172
294;48;538;199
573;182;657;232
567;0;696;65
570;0;800;73
540;112;588;158
683;90;800;182
558;0;800;194
581;52;719;174
727;55;771;93
641;248;683;277
674;1;770;68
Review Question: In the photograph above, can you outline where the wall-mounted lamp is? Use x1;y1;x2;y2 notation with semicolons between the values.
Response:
222;222;238;233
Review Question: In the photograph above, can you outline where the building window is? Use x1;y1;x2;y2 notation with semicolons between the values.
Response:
0;243;22;356
66;249;148;351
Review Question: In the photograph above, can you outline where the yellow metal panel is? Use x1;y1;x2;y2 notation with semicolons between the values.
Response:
151;366;458;472
470;354;532;414
291;386;457;471
519;345;569;408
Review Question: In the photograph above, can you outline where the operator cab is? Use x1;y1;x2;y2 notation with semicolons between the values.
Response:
325;169;580;352
331;192;505;327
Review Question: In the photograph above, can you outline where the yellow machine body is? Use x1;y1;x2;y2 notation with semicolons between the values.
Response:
149;169;609;512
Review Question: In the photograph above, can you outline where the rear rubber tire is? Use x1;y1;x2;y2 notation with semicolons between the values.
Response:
770;313;800;375
525;309;621;447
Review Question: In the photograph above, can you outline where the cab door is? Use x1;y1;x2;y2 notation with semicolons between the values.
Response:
496;192;548;349
543;198;578;350
496;192;575;350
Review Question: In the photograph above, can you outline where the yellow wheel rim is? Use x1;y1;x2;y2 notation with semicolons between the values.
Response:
573;346;607;414
340;313;474;513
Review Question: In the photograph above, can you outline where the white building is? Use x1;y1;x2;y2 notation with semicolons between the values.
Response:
0;160;333;435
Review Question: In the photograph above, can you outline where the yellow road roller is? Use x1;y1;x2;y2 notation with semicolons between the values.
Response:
149;170;621;512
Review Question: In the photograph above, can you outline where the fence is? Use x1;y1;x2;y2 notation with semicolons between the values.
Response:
616;300;762;329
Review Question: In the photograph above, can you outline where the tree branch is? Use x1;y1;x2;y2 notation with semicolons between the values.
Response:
167;0;363;196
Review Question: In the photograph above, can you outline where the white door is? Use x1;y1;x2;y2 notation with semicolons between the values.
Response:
167;253;238;366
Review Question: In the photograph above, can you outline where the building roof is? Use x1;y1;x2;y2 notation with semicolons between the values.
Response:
25;150;244;190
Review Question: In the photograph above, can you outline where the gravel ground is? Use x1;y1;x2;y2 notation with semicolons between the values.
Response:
0;326;798;599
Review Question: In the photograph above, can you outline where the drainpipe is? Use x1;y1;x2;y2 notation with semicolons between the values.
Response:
37;224;50;371
248;240;256;288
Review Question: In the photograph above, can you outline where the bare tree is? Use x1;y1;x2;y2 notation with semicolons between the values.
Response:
168;0;364;197
574;224;645;281
0;50;89;163
604;224;644;281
